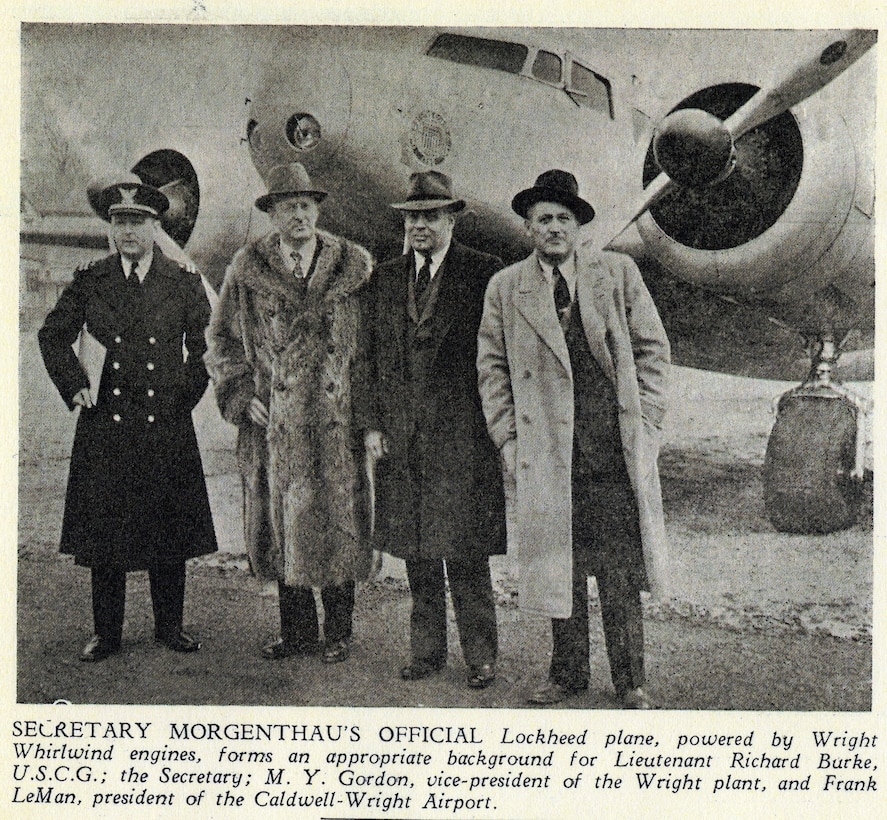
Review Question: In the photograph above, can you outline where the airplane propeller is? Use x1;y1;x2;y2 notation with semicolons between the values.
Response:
611;29;877;239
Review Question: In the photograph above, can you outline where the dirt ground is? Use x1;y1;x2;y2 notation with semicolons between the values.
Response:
17;332;873;709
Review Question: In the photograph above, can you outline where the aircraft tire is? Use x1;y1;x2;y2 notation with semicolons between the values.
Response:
763;389;859;534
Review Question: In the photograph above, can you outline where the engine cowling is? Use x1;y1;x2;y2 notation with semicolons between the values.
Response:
636;82;870;334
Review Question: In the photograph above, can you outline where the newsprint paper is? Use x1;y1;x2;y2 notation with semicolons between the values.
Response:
2;1;885;818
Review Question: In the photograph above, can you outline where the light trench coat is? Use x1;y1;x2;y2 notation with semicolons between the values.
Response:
477;246;670;618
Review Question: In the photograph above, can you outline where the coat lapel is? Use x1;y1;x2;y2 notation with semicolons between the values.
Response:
514;256;571;375
426;244;471;360
138;251;177;327
575;254;617;383
89;257;132;333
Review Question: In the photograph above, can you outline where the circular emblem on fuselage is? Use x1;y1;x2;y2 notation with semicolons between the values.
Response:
409;110;452;166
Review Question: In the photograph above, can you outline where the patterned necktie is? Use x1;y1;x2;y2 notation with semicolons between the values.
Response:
291;251;304;279
553;266;571;313
415;253;432;306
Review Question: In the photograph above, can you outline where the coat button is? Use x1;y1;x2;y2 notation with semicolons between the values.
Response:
147;389;155;397
112;414;121;422
520;461;530;469
327;344;336;354
148;337;156;345
521;413;531;423
325;382;335;392
276;381;286;391
112;387;121;396
114;336;121;344
147;362;155;370
147;415;155;423
112;362;120;370
523;370;531;379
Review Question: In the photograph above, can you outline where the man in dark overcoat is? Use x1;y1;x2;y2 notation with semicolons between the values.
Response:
38;175;217;662
354;171;506;689
477;170;670;708
205;163;373;665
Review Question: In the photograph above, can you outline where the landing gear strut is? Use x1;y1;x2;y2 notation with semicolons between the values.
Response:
763;333;870;534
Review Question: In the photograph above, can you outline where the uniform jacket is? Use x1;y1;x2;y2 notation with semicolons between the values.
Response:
38;248;217;569
477;246;670;617
352;241;507;561
205;229;373;587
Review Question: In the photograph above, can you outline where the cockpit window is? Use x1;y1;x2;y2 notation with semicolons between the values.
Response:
569;61;613;118
427;33;528;74
531;50;562;84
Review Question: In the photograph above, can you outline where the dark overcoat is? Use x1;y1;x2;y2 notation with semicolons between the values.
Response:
37;249;218;570
205;230;374;588
353;241;507;561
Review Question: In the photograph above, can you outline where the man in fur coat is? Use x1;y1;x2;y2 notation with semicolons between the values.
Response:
206;163;373;664
354;171;506;689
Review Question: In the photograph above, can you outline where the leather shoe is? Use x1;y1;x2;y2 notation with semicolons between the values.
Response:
527;681;586;705
322;638;350;664
467;663;496;689
80;635;120;662
155;630;201;653
261;639;318;660
401;659;445;681
622;687;656;709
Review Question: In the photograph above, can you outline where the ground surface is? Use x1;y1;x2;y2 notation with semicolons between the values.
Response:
17;332;873;709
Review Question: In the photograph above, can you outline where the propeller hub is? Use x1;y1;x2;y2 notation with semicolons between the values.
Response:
653;109;735;188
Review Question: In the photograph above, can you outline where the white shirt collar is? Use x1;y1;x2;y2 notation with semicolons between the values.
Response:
280;234;318;278
536;251;576;297
123;250;152;281
413;239;451;280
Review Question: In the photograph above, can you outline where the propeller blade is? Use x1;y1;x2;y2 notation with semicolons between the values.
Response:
604;172;674;247
725;29;876;140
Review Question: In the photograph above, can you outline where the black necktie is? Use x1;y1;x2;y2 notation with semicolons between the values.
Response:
127;261;141;295
415;253;432;306
553;266;571;312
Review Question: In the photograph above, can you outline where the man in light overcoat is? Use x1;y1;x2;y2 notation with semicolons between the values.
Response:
354;171;506;689
477;169;670;707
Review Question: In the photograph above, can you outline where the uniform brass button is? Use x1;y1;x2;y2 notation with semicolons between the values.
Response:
147;415;155;423
520;461;530;469
112;414;121;422
147;362;155;370
523;370;531;378
276;381;286;391
521;413;531;423
147;389;155;397
112;388;121;396
148;337;156;345
327;344;336;354
112;362;120;370
114;336;121;344
325;382;335;392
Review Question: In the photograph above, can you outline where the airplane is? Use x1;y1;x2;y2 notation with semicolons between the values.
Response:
19;25;877;534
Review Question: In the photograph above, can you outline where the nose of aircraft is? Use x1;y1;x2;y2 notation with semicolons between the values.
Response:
246;35;351;182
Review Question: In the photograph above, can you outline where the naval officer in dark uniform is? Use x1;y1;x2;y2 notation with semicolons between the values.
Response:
38;174;218;662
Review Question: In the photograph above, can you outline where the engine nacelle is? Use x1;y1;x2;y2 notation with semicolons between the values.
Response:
636;83;872;333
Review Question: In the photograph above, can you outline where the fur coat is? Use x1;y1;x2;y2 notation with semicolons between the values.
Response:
206;229;373;587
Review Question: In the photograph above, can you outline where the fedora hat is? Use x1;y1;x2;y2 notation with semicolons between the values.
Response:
511;169;596;225
255;162;328;212
89;173;169;222
390;170;465;212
